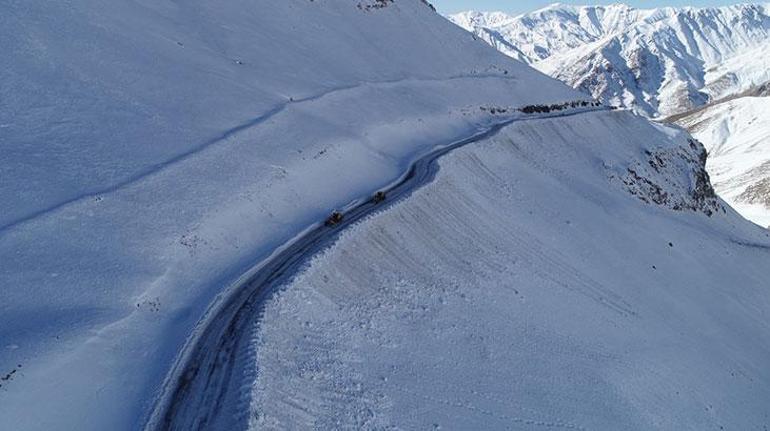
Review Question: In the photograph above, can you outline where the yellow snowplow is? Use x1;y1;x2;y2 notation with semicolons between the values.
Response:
325;211;344;227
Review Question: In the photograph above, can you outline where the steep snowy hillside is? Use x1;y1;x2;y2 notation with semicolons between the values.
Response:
0;0;585;429
677;97;770;228
450;3;770;117
249;110;770;430
4;1;770;430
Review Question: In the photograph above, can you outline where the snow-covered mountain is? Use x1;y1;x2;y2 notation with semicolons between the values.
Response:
450;3;770;117
0;1;584;429
250;107;770;431
677;96;770;227
450;3;770;229
2;1;770;430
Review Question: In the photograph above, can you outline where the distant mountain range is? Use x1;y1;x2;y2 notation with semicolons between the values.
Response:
449;3;770;118
450;3;770;227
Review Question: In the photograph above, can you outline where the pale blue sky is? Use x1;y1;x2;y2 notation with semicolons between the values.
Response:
433;1;742;15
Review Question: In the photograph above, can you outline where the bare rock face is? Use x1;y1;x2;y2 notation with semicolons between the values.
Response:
737;177;770;207
357;0;394;11
622;138;723;216
357;0;435;12
756;82;770;97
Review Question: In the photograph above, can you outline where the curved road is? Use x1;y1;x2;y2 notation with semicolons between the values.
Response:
144;106;606;431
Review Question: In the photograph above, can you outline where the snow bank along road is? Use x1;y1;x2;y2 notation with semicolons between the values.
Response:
145;106;607;430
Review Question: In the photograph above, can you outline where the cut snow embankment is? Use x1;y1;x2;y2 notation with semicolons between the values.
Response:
248;110;770;430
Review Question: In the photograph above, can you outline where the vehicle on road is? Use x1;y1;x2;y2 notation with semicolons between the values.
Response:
325;211;344;226
373;191;387;204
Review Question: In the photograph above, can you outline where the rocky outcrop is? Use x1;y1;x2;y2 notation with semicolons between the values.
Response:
622;138;723;216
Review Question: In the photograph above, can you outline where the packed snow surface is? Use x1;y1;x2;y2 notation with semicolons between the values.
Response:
0;0;585;429
249;110;770;430
449;3;770;117
678;97;770;228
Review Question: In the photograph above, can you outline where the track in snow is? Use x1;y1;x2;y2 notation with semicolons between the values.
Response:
144;107;607;431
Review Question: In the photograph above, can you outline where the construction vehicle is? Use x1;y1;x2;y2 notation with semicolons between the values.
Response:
325;211;344;227
373;191;387;204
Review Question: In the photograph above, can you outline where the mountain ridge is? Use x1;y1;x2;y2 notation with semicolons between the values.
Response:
2;1;770;429
449;3;770;117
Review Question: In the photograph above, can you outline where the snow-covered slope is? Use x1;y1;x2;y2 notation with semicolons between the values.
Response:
0;1;585;429
4;1;770;430
449;3;770;117
250;110;770;430
677;97;770;228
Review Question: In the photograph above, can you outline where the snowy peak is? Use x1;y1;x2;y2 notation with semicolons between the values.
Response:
450;3;657;63
450;10;516;28
449;3;770;117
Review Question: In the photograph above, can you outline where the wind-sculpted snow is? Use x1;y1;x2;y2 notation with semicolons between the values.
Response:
450;4;770;117
248;110;770;430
